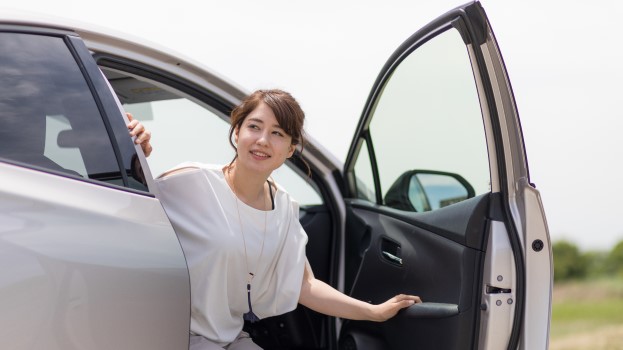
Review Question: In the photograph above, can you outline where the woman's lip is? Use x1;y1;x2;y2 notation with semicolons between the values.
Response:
250;150;270;158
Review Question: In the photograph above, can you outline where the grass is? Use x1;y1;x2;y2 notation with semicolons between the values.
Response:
550;278;623;348
551;299;623;337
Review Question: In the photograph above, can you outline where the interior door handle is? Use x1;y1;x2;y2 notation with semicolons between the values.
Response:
382;251;403;265
381;237;403;266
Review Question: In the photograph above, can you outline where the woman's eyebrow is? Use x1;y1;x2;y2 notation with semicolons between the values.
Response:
247;117;264;124
247;117;284;130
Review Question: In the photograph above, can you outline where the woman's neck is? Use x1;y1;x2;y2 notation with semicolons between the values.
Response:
225;162;270;210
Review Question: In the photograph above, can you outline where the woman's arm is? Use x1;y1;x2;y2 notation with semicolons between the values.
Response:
298;260;421;322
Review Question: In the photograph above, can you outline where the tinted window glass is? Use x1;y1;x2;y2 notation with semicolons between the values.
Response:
353;28;490;212
0;33;122;184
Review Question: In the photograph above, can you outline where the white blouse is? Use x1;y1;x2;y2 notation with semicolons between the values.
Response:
155;163;308;346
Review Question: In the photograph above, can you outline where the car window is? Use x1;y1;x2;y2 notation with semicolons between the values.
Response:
101;67;323;206
0;33;123;186
271;164;322;206
352;27;490;212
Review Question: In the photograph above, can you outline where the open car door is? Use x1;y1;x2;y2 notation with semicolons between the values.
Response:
340;2;551;349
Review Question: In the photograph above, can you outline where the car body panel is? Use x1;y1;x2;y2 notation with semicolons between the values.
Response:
0;162;189;349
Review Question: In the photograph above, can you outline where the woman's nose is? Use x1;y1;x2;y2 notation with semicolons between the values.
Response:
256;132;269;146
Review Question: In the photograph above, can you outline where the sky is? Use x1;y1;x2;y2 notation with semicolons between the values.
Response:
3;0;623;251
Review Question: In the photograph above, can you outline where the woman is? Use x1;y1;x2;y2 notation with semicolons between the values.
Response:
129;89;421;350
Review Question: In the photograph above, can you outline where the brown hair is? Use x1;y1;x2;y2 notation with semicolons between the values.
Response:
228;89;310;174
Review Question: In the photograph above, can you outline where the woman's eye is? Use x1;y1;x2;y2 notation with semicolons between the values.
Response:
272;131;284;137
247;124;260;130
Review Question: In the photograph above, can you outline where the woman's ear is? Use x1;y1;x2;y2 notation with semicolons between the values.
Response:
287;144;296;158
234;126;239;144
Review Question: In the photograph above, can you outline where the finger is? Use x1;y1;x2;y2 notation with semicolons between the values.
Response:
400;299;416;308
393;294;421;304
131;123;145;137
135;130;151;145
393;294;410;302
397;297;420;309
127;119;139;132
126;112;134;121
144;144;152;157
402;295;422;303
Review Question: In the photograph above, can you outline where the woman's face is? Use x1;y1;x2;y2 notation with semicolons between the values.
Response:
234;101;295;176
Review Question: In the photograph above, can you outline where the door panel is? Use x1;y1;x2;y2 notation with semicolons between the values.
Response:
341;195;488;349
0;163;190;350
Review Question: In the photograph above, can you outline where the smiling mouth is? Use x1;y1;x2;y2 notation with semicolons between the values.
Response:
251;151;270;159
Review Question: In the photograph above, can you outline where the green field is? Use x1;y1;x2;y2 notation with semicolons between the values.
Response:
550;278;623;349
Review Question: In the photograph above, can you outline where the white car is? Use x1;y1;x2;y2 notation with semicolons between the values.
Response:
0;1;551;349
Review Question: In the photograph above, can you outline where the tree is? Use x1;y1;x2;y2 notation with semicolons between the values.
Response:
604;240;623;277
553;240;587;281
583;250;609;278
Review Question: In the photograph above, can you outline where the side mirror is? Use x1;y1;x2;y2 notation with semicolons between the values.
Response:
384;170;475;212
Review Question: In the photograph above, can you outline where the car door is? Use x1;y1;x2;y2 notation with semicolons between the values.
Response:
340;2;551;350
0;26;190;349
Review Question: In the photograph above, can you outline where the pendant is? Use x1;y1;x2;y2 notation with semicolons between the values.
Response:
243;283;260;323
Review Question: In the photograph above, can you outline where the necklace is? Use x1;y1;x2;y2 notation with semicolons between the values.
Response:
228;168;268;323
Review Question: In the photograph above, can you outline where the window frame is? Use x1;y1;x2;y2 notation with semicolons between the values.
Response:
0;27;151;195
